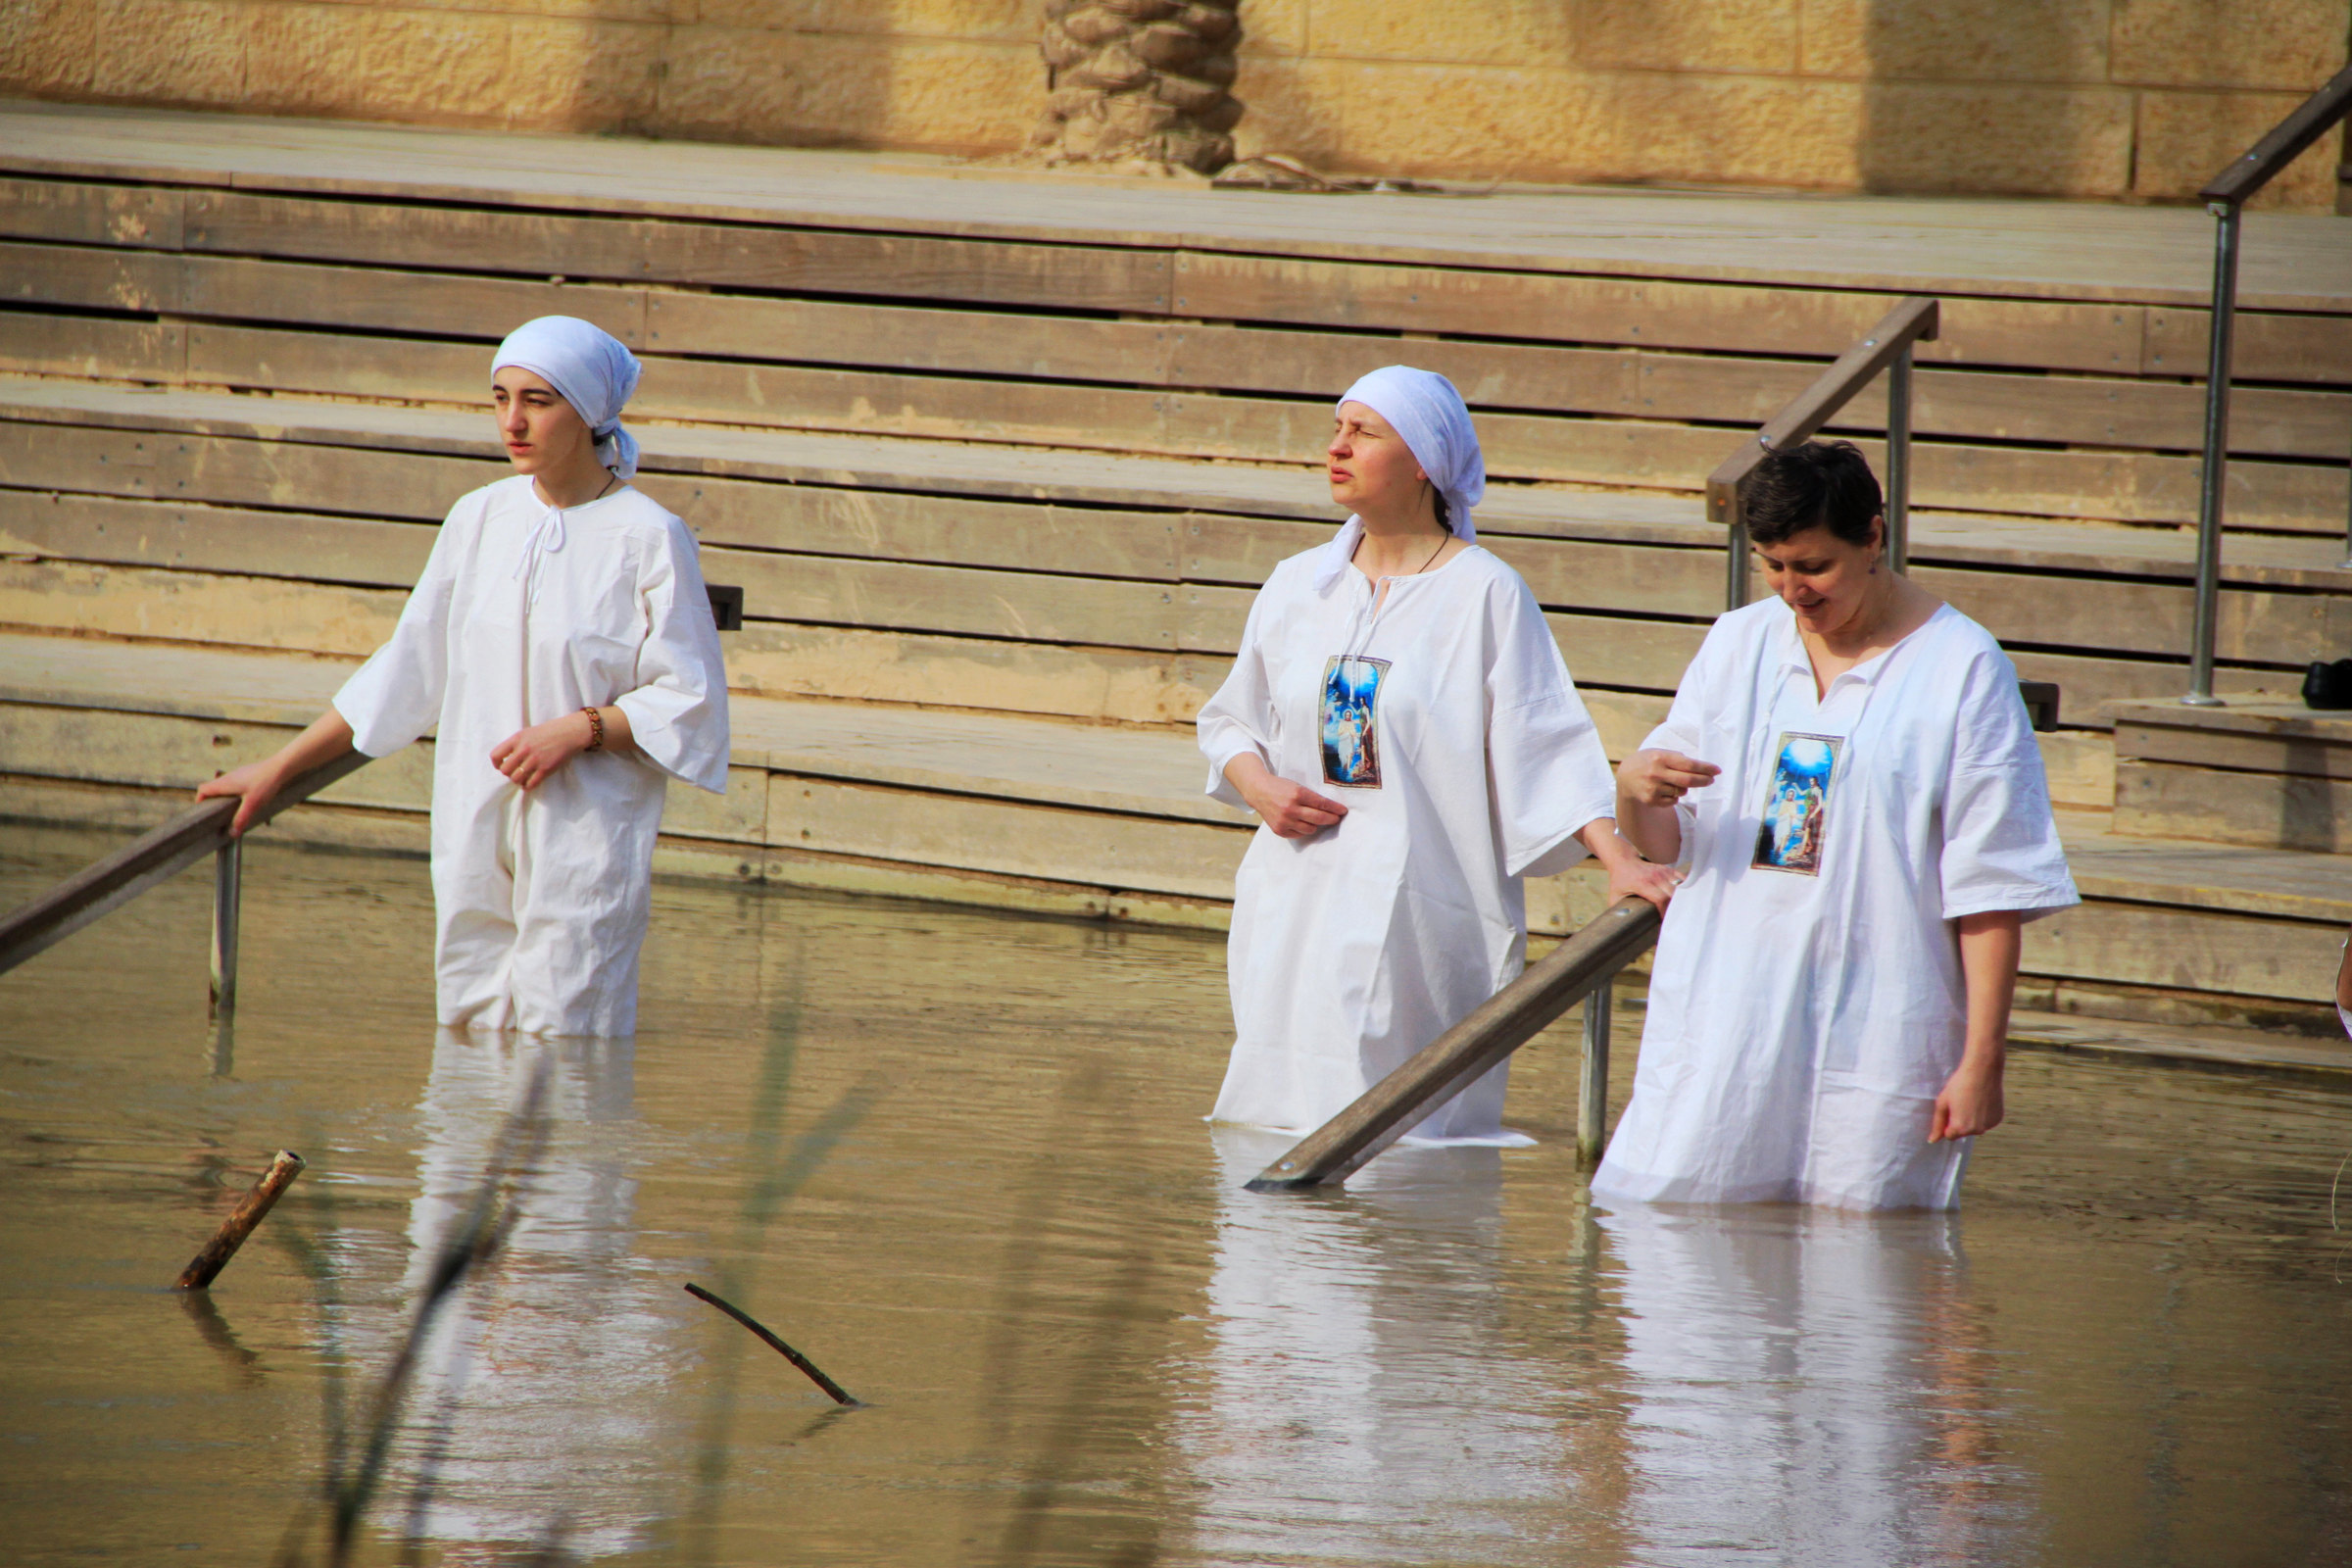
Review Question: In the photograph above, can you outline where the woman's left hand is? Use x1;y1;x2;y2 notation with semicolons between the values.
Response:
1606;858;1684;913
491;710;597;792
1929;1058;2005;1142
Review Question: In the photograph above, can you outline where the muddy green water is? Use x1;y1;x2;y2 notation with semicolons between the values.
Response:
3;825;2350;1567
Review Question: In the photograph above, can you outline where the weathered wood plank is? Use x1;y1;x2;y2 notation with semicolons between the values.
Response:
633;472;1185;581
0;559;402;657
180;253;646;347
2113;762;2352;855
2114;715;2352;778
1171;251;2149;372
0;312;184;382
726;621;1221;725
710;546;1187;651
0;177;182;249
0;241;179;312
181;189;1177;312
2026;898;2342;1002
18;240;2343;460
0;490;435;587
768;773;1248;903
1914;563;2352;667
2144;308;2352;385
0;416;500;519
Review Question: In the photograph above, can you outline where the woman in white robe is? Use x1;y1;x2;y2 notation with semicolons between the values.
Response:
198;317;729;1037
1199;367;1677;1144
1594;440;2077;1211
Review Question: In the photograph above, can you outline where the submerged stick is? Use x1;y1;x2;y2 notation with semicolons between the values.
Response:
178;1150;307;1290
684;1283;858;1406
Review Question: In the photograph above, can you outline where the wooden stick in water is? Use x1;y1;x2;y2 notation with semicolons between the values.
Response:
177;1150;306;1290
684;1282;858;1406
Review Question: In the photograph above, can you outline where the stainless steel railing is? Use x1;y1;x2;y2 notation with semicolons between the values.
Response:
2183;63;2352;705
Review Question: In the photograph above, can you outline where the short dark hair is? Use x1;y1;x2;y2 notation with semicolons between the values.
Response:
1744;439;1883;548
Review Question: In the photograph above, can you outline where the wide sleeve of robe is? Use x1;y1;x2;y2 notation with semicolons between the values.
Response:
612;514;731;795
1638;611;1745;872
1937;643;2078;922
332;489;478;758
1484;569;1618;879
1198;574;1281;810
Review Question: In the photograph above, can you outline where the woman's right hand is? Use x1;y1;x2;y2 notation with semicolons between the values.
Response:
195;759;287;838
1226;753;1348;839
1618;749;1721;808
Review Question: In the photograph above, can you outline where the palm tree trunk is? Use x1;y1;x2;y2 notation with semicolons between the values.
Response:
1032;0;1243;173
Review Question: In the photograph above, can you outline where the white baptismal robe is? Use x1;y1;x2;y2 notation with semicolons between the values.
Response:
334;476;729;1037
1199;541;1619;1144
1592;600;2077;1211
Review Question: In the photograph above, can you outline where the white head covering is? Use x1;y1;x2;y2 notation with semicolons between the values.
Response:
491;316;642;480
1317;366;1486;589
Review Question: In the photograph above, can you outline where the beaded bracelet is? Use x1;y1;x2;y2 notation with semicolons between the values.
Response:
581;705;605;753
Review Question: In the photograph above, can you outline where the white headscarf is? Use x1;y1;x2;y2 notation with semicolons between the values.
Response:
491;316;642;480
1318;366;1486;588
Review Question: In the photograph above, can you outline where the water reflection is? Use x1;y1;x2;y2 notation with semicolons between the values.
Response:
387;1029;680;1558
1596;1202;2032;1567
1188;1127;1588;1564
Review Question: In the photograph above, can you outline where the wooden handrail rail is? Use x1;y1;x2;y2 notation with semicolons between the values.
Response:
0;750;370;977
2199;62;2352;206
1245;897;1663;1192
1703;294;1940;529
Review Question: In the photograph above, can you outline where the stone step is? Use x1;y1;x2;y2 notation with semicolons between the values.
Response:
2;631;2344;1035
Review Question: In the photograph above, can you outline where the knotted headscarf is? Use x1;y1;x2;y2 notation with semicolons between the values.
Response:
1315;366;1486;589
491;316;642;480
1339;366;1484;543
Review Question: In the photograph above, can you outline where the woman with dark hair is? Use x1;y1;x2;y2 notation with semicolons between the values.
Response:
1592;440;2076;1210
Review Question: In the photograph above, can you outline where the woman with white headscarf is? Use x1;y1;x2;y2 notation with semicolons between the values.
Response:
1199;367;1678;1143
198;316;729;1036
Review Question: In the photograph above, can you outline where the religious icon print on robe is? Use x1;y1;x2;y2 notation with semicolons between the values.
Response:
1319;655;1390;788
1752;731;1840;875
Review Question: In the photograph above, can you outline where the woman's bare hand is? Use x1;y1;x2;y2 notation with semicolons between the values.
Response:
1606;857;1684;913
1618;749;1722;808
195;760;287;838
1929;1058;2005;1143
1247;775;1349;839
1224;753;1348;839
491;710;597;793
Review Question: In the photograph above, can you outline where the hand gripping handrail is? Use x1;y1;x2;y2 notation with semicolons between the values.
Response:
1708;295;1940;612
0;751;370;996
1245;897;1663;1192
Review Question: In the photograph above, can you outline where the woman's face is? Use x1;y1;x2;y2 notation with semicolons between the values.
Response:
1327;401;1428;515
1757;518;1884;636
492;368;593;476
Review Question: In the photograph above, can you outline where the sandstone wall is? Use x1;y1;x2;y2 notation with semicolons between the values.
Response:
0;0;2345;210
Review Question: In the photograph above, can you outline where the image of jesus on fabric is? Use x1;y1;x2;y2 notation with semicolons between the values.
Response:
1319;655;1389;788
1753;732;1839;875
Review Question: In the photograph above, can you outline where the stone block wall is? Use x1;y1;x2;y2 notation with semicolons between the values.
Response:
0;0;2345;210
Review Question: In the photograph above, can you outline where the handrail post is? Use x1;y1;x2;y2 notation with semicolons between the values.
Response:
1719;469;1751;611
210;838;241;1021
2185;197;2240;707
1885;342;1914;572
1577;975;1611;1167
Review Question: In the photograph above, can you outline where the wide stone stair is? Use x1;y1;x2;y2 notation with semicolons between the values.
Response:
2;100;2348;1044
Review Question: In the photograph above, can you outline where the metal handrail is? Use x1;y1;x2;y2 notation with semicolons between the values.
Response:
2183;62;2352;705
1245;898;1662;1191
0;751;370;1014
1708;296;1941;610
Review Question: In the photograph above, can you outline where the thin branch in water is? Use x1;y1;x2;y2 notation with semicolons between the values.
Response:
684;1283;858;1406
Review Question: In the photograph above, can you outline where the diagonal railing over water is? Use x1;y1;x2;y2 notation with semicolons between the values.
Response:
0;753;370;1018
